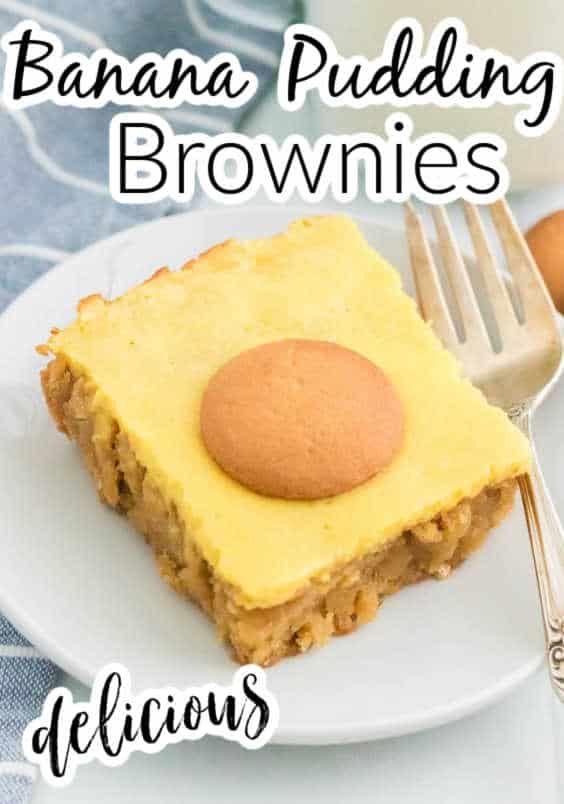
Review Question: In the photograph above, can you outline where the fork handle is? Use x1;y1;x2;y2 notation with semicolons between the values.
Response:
510;405;564;702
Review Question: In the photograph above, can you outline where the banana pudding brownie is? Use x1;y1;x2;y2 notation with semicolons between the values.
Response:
39;216;530;665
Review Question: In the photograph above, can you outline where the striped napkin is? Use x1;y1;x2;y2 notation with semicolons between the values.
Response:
0;620;58;802
0;1;298;800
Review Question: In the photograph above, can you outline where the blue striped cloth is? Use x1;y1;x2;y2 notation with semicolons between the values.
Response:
0;2;298;800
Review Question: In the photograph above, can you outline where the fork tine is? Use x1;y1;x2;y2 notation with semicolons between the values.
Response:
462;202;521;339
431;206;490;349
489;198;557;324
404;203;458;347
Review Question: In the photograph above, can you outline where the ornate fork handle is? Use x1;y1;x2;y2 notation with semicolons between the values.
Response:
510;404;564;701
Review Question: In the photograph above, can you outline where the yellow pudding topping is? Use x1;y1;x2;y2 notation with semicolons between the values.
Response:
44;216;530;608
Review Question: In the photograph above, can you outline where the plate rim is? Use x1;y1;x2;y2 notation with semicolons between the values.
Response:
0;204;546;744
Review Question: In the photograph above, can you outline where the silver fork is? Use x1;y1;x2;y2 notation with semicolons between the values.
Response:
404;199;564;702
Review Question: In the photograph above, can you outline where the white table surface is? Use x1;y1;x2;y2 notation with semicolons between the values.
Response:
32;96;564;803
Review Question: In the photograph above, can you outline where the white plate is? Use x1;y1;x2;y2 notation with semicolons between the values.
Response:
0;207;552;745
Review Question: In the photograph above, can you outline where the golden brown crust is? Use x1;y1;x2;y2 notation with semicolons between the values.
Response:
143;266;170;285
41;356;518;666
181;239;240;272
77;293;105;314
40;356;73;433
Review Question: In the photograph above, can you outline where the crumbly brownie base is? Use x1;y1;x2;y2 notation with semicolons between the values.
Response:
41;356;517;667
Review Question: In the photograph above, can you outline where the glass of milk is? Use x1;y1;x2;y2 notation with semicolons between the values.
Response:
306;0;564;188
